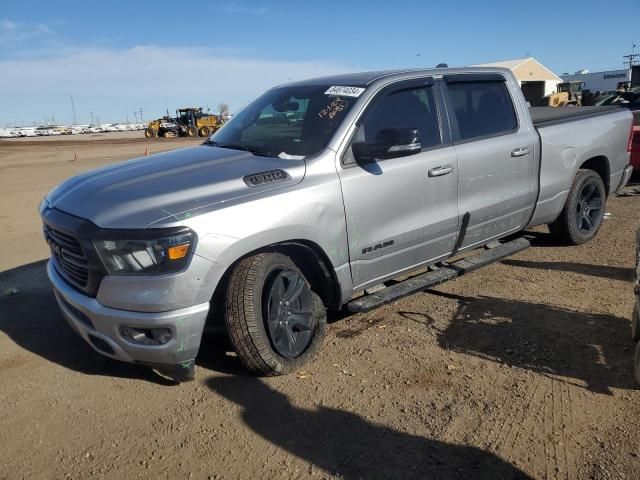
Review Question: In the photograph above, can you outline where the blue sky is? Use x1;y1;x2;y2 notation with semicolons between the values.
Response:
1;0;638;126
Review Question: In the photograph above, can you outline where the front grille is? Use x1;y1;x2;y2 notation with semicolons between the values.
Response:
44;224;89;288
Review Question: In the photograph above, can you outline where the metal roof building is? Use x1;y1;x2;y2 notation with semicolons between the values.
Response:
473;57;562;103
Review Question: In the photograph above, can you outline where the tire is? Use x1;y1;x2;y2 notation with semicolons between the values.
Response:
224;252;327;376
198;126;210;137
144;128;156;138
186;126;197;137
635;341;640;385
548;169;606;245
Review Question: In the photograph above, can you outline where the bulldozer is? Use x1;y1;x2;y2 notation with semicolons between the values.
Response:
144;107;222;138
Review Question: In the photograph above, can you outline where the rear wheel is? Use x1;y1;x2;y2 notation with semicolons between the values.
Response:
223;252;327;375
198;126;210;137
186;126;197;137
635;341;640;385
548;169;606;245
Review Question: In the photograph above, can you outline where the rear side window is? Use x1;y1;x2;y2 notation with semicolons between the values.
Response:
361;86;442;149
447;81;517;140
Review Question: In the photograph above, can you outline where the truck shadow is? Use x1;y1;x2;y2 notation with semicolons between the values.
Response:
0;260;177;385
207;376;532;480
501;258;634;282
430;291;635;395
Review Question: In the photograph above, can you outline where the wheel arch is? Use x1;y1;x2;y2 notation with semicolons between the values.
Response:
579;155;610;196
209;239;343;330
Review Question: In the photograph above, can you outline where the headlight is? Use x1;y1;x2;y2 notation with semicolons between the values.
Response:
93;231;194;275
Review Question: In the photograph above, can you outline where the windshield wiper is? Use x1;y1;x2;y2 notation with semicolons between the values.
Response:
204;140;273;157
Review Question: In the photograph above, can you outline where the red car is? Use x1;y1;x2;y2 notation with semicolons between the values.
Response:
631;113;640;170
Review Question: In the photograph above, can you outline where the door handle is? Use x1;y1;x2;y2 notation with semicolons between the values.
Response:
428;165;454;177
511;146;530;157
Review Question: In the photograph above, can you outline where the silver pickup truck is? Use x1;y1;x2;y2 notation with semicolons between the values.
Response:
40;67;634;380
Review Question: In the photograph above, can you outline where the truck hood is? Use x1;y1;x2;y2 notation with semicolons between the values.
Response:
46;145;305;228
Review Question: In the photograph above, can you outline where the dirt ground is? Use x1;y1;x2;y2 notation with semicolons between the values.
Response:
1;133;640;480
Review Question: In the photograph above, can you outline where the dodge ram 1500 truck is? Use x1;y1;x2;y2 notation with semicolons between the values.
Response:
40;67;634;380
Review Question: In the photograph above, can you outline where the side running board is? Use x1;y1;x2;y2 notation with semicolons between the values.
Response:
346;237;530;313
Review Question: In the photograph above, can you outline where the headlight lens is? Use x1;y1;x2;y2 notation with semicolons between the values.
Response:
93;231;194;275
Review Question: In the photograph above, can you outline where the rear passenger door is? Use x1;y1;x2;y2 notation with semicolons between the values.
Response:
442;74;537;249
338;78;459;291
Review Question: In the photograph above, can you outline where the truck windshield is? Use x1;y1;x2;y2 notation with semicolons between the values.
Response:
206;85;360;158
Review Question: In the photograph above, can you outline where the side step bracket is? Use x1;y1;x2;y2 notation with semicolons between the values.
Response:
346;237;530;313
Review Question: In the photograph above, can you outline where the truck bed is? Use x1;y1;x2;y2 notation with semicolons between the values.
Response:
530;106;621;128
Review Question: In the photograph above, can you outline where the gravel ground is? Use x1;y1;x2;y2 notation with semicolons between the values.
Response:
1;135;639;479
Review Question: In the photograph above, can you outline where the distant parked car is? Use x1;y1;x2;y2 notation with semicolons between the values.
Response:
595;90;640;108
18;128;38;137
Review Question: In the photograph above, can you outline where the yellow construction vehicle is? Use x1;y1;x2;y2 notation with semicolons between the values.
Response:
144;107;222;138
541;81;583;107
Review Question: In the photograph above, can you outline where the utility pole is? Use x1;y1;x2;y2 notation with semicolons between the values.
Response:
70;94;77;125
139;107;144;123
90;111;94;125
623;43;639;68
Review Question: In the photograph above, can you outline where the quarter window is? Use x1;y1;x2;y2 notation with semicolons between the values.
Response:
447;81;517;140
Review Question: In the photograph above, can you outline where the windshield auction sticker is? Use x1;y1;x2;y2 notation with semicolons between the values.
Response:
325;86;365;97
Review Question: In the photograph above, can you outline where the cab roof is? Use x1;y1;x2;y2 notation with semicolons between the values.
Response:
282;66;513;88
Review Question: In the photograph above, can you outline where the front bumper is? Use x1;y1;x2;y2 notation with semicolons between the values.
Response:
47;260;209;366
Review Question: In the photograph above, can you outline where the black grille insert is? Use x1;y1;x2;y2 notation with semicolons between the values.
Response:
45;224;89;288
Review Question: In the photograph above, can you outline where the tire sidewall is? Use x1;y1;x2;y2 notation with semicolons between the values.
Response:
246;253;326;375
635;341;640;385
565;170;606;244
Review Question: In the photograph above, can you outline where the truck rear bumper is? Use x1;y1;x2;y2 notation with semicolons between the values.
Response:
47;260;209;367
616;165;634;192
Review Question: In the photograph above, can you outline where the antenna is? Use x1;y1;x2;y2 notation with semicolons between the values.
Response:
623;43;639;68
70;94;77;125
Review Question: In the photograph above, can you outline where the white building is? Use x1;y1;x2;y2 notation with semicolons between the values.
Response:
473;57;562;103
560;69;631;93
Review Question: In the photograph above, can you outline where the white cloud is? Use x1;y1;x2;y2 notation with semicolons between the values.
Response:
0;45;353;121
0;19;52;47
0;45;353;122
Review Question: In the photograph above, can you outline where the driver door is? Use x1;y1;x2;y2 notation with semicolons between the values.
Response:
337;79;460;291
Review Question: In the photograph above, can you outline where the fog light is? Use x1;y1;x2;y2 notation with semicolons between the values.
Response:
120;327;172;345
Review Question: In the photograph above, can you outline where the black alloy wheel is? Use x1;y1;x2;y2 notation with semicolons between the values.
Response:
575;179;603;234
264;269;315;359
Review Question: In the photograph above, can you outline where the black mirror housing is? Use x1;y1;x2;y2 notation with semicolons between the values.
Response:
352;127;421;162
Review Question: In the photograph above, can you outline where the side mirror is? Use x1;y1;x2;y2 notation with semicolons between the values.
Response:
352;128;421;162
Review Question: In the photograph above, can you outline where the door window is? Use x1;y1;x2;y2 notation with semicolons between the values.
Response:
446;81;517;140
359;86;442;150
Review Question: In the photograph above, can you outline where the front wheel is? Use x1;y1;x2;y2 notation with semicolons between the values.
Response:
224;252;327;375
186;126;197;137
632;303;640;342
548;169;606;245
